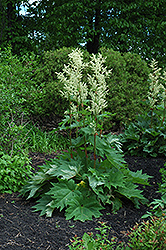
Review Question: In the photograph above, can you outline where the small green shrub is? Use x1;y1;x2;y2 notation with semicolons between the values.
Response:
126;215;166;249
69;221;125;249
0;152;33;193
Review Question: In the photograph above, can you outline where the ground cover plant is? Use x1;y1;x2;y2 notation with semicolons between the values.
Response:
69;216;166;250
20;49;151;222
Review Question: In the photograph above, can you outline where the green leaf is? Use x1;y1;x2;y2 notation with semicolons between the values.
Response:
104;148;126;168
46;158;83;180
126;169;152;185
65;194;103;221
71;136;84;147
88;174;104;190
144;129;160;137
79;126;94;135
111;197;122;212
32;194;53;216
117;182;145;200
105;167;125;189
46;179;81;211
82;233;96;249
20;171;52;199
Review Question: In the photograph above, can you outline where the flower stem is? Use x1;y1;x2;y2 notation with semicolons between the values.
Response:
150;109;153;128
94;133;97;169
93;117;98;168
69;101;73;159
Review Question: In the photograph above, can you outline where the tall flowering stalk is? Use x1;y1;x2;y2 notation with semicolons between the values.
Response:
148;59;163;127
87;53;112;168
57;49;111;167
160;71;166;125
57;48;88;158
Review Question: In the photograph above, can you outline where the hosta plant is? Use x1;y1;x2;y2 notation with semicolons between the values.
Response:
20;49;151;221
120;59;166;157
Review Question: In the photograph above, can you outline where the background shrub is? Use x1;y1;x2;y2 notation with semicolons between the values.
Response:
100;48;150;130
0;46;150;132
32;47;150;130
0;47;40;155
32;47;78;118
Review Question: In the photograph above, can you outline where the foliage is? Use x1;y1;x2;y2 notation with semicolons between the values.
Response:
120;59;166;157
69;216;166;250
32;47;80;117
120;113;166;157
0;46;39;112
126;215;166;249
20;49;151;221
0;46;70;194
142;163;166;218
69;221;125;249
101;48;150;129
0;47;40;155
27;126;70;153
0;152;33;193
0;1;165;67
25;0;166;67
0;0;34;55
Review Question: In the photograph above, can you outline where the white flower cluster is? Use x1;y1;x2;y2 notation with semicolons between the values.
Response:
57;48;88;104
88;53;112;115
148;59;163;108
56;49;111;118
161;71;166;101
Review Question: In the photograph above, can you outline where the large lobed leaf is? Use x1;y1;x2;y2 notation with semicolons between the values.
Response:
45;156;83;180
65;194;104;221
46;179;81;212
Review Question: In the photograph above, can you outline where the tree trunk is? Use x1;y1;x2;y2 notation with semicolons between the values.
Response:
7;1;16;43
87;1;101;54
0;0;7;44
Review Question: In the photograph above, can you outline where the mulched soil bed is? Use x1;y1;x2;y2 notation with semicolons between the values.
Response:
0;153;165;250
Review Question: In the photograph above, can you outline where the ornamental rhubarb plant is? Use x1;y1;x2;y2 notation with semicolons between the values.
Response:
20;49;151;221
120;59;166;157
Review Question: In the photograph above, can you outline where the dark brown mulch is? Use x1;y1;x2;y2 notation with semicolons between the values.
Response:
0;154;165;250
